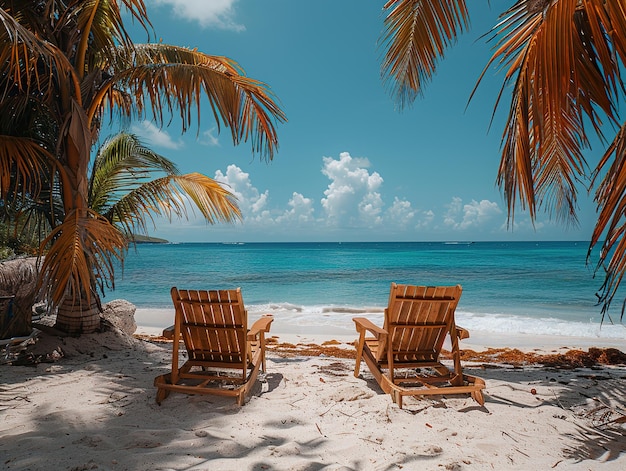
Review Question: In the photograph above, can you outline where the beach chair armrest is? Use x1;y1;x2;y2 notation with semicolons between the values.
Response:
353;317;387;339
162;325;175;340
248;314;274;339
456;326;470;340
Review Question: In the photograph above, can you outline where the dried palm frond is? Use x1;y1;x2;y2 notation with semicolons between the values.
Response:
380;0;469;108
91;45;286;160
37;209;127;307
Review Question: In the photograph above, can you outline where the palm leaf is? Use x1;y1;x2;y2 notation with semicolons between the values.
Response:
91;45;286;160
479;0;626;316
38;208;127;307
0;135;54;200
380;0;469;108
0;6;77;102
74;0;151;78
478;0;621;224
89;132;178;214
106;173;241;237
14;192;64;245
591;123;626;320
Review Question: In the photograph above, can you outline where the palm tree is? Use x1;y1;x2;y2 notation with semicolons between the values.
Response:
0;1;286;333
379;0;626;319
88;132;239;241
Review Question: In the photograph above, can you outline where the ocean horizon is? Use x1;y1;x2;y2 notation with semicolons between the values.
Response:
106;241;626;341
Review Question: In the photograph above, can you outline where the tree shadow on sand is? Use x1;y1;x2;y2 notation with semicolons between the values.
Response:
351;361;625;467
2;332;625;470
464;364;626;466
0;332;370;470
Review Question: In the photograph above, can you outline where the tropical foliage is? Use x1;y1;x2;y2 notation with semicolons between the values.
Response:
380;0;626;319
89;132;240;240
0;1;286;333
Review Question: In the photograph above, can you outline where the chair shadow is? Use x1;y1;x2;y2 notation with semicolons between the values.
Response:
252;371;284;397
354;360;625;466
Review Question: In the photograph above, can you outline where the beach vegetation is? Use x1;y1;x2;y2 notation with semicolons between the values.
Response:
379;0;626;319
0;219;41;259
0;1;286;334
88;132;238;244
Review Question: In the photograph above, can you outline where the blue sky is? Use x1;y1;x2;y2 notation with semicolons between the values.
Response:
114;1;603;243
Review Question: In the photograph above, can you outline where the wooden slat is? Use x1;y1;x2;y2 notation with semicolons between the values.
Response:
175;288;248;370
388;323;447;329
354;283;485;408
155;286;273;406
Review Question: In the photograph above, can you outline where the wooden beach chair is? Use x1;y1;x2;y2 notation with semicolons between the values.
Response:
154;287;273;406
353;283;485;408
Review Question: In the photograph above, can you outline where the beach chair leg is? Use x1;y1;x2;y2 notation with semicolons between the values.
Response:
237;390;246;406
391;389;403;409
472;389;484;406
353;334;365;377
156;387;170;405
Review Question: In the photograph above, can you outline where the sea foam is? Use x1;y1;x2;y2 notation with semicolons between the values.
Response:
133;304;626;341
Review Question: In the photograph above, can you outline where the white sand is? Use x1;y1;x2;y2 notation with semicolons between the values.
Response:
1;316;625;471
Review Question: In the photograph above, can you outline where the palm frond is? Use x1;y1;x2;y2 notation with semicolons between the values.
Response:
92;44;286;160
75;0;151;77
15;193;64;244
106;172;241;236
591;123;626;320
0;135;54;200
380;0;469;108
481;0;621;224
89;132;178;213
0;7;76;101
37;208;127;307
0;97;60;152
172;173;241;222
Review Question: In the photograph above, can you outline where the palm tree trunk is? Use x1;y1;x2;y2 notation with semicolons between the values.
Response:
55;294;102;335
52;119;101;335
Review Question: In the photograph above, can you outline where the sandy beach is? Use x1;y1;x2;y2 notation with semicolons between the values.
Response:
1;312;625;471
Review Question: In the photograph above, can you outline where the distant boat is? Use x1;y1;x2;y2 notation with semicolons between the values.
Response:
443;241;474;245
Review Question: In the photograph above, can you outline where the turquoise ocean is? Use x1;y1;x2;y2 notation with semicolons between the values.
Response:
105;241;626;341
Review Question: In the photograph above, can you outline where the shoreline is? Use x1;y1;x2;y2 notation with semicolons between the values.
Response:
133;307;626;354
135;325;626;355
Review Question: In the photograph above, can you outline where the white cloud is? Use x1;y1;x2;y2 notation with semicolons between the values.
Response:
152;0;244;31
499;215;546;233
444;197;502;230
214;165;269;222
385;197;415;227
417;210;435;229
199;127;220;147
383;198;440;231
276;193;316;224
152;156;515;242
131;121;184;150
213;167;318;229
213;154;389;231
320;152;384;227
444;197;463;227
359;193;384;225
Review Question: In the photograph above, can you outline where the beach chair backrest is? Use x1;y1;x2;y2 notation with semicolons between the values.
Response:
171;288;248;366
384;284;462;362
